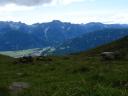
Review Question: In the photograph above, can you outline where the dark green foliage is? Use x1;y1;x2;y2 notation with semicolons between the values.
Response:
72;67;90;74
0;87;10;96
36;56;53;62
113;80;128;89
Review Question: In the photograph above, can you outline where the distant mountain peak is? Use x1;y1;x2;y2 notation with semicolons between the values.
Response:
51;20;62;23
86;22;104;25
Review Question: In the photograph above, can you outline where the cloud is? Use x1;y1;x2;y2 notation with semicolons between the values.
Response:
0;0;52;6
0;4;34;12
0;0;85;6
42;0;85;7
57;0;84;5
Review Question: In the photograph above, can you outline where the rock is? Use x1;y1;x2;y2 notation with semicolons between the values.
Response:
16;56;33;64
9;82;30;93
101;52;115;60
101;51;124;60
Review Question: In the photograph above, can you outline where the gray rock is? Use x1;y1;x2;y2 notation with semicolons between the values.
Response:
101;52;115;60
9;82;30;93
101;51;125;60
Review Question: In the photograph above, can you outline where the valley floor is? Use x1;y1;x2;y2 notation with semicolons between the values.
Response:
0;54;128;96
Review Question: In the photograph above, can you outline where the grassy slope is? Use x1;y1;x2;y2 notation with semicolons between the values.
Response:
0;37;128;96
73;36;128;57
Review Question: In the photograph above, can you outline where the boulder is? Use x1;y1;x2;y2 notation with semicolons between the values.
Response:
101;51;124;60
9;82;30;93
16;56;33;64
101;52;115;60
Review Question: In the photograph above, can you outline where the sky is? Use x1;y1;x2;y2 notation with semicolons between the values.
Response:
0;0;128;24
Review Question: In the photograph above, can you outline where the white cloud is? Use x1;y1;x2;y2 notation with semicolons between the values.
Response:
0;0;85;6
0;0;52;6
0;4;33;12
57;0;84;5
42;0;86;7
0;12;128;24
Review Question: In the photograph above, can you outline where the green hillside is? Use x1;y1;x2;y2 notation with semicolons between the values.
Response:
74;36;128;57
0;37;128;96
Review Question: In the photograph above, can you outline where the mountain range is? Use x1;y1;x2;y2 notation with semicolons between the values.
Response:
0;20;128;56
52;28;128;55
